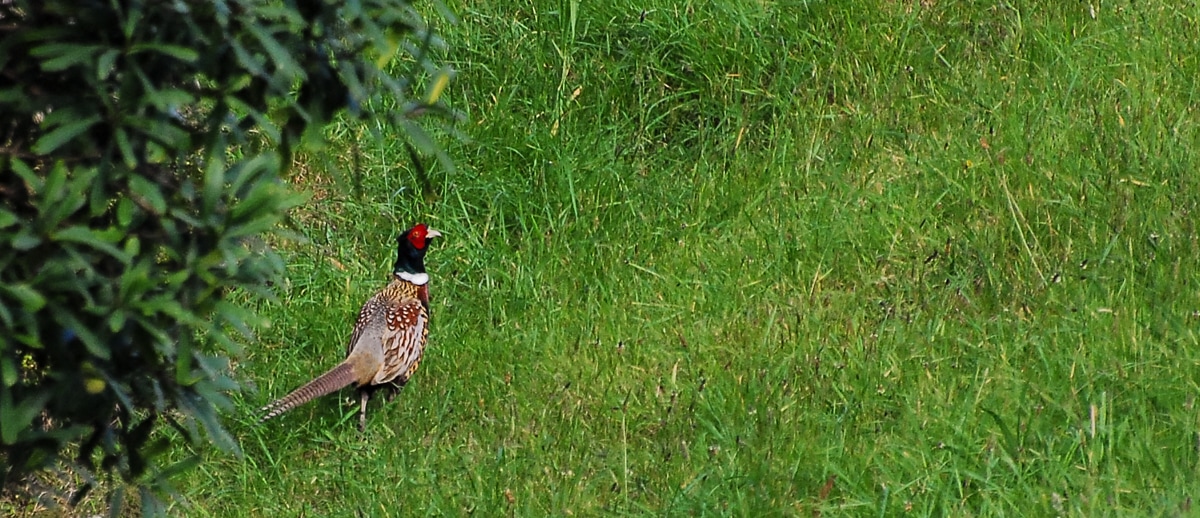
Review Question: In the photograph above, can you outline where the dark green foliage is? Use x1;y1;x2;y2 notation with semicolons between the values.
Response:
0;0;452;509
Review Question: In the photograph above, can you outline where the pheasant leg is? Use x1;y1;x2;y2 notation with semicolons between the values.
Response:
358;390;370;432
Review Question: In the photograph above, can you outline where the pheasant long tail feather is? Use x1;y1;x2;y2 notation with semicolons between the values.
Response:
260;362;358;422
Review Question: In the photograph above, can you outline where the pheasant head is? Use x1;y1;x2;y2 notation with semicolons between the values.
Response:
393;223;442;285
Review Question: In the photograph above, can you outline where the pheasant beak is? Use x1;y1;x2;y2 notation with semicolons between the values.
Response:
426;228;443;240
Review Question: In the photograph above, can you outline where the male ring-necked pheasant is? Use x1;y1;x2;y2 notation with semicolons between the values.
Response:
261;223;442;431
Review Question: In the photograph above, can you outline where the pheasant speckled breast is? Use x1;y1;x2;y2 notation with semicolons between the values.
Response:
261;223;441;431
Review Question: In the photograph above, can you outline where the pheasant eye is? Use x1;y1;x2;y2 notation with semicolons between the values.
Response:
407;224;428;249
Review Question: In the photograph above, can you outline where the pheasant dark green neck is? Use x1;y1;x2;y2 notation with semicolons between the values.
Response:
392;223;439;284
392;244;428;277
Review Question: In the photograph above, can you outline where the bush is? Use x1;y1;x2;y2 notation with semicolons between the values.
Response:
0;0;453;511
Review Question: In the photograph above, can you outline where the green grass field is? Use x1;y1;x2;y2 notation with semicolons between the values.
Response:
176;1;1200;515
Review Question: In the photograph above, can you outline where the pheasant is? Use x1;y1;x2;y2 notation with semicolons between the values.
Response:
260;223;442;431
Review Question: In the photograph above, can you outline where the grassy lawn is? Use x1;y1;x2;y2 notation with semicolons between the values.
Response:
175;0;1200;515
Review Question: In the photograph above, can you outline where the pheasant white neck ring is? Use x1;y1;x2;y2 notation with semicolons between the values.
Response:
397;271;430;285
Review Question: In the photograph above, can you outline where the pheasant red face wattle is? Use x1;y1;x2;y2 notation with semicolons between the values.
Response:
405;223;443;251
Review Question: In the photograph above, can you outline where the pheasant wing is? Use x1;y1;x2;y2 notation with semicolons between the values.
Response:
373;297;430;385
345;292;387;358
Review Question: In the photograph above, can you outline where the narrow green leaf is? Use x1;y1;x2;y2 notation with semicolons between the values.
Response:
157;455;201;481
40;160;68;202
116;128;138;169
144;295;196;325
9;159;39;190
0;390;51;445
55;311;109;360
128;175;166;215
119;260;153;301
123;236;140;257
34;43;100;72
0;356;16;387
107;487;125;518
129;43;199;63
0;284;46;311
0;209;17;229
10;228;41;251
228;177;278;222
180;394;238;454
214;301;257;339
145;88;196;111
402;118;456;173
126;116;190;151
203;150;226;214
402;118;440;155
107;311;127;333
121;3;142;39
32;115;101;155
41;164;95;228
116;198;135;227
145;141;168;163
97;49;120;81
0;87;23;103
52;226;131;263
245;24;302;79
225;215;279;240
229;40;266;78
